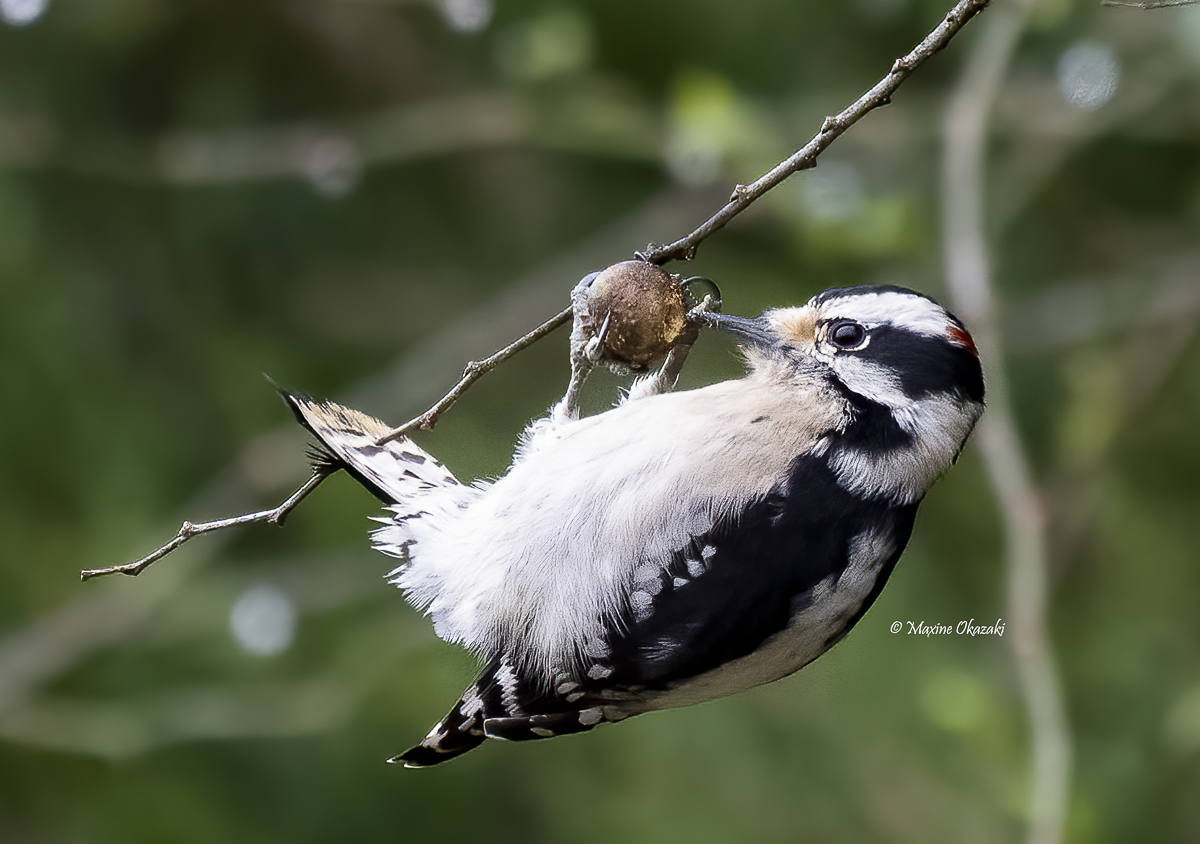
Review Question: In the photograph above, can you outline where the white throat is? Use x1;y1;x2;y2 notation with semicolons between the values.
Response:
827;393;982;505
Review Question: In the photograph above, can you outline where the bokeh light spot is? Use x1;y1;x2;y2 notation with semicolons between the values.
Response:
1057;40;1120;111
494;8;593;81
1;0;48;26
440;0;492;35
920;669;989;734
230;584;297;657
304;136;363;198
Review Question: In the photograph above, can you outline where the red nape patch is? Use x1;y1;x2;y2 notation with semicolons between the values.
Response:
948;325;979;357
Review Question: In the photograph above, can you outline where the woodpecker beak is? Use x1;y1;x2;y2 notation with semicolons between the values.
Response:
695;312;776;349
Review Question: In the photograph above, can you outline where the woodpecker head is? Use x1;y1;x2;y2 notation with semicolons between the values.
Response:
699;285;985;501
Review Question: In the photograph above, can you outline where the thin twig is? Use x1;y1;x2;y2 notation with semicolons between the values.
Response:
375;305;573;444
638;0;992;266
80;471;329;581
940;2;1071;844
1101;0;1197;8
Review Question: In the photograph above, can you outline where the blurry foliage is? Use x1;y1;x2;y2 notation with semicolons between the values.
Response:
1;0;1199;842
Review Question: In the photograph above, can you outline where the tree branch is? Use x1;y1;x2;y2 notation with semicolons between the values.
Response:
82;0;993;581
1101;0;1198;8
639;0;992;265
375;305;572;445
80;472;329;581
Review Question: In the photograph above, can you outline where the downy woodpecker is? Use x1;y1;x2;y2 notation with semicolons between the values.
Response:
284;283;985;766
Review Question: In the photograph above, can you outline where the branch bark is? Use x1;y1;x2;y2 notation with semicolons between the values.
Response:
80;472;329;581
1101;0;1199;8
375;305;572;444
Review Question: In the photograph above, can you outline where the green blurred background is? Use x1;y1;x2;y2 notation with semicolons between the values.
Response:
2;0;1199;841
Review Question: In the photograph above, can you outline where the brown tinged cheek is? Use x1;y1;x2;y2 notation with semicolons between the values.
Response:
768;307;818;347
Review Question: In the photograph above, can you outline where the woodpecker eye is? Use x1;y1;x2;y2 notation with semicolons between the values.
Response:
828;320;866;349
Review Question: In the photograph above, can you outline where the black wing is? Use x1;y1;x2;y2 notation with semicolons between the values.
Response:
601;452;920;688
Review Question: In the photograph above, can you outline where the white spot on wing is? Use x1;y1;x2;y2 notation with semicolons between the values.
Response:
578;707;603;726
633;563;658;582
460;687;484;719
495;661;522;713
582;638;610;659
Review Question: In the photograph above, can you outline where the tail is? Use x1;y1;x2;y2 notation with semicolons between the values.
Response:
391;689;488;768
282;388;483;647
282;391;620;768
281;391;464;505
394;655;624;768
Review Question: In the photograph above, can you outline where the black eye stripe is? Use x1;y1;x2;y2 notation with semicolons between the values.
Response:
855;325;986;402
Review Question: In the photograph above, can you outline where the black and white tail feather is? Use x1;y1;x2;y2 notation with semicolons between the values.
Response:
283;284;985;767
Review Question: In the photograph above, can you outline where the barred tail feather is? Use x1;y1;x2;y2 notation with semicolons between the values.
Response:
395;656;620;768
281;389;480;643
392;698;487;768
281;391;463;505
